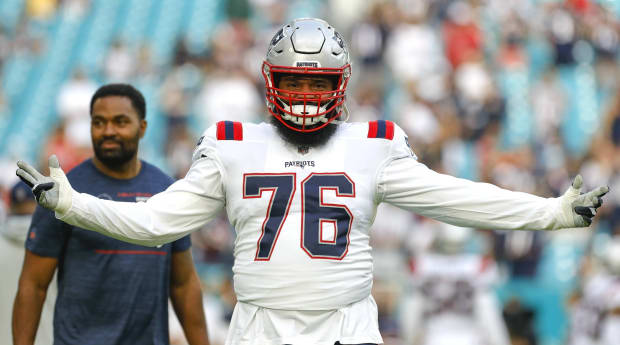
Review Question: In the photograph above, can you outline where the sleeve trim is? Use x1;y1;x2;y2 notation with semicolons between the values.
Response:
216;121;243;141
368;120;394;140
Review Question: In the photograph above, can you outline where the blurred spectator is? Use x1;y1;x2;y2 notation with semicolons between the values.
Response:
567;236;620;345
169;276;235;345
0;182;55;345
531;69;566;142
590;12;619;60
191;215;235;267
166;124;197;179
548;6;577;65
395;82;441;152
0;27;10;67
135;43;158;81
104;39;135;82
0;87;8;119
385;5;447;85
160;62;203;132
61;0;89;20
210;20;255;72
26;0;58;21
194;71;262;127
502;298;538;345
40;123;89;173
350;3;388;67
56;69;97;150
373;279;401;344
494;230;543;278
348;82;383;123
442;1;482;68
453;55;504;141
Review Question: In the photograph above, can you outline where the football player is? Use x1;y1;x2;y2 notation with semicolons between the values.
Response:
400;224;510;345
17;18;609;345
568;236;620;345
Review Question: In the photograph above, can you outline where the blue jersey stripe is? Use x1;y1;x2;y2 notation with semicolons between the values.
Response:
225;121;234;139
376;120;386;138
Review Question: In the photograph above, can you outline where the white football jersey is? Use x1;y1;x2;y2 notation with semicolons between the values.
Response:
192;121;410;310
402;252;509;345
59;119;570;342
568;273;620;345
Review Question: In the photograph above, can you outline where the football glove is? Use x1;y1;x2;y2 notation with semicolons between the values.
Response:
16;155;73;214
558;174;609;228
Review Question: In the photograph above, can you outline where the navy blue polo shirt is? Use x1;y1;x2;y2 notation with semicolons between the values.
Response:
26;159;191;345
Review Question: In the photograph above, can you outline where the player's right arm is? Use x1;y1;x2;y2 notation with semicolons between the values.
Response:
12;250;57;345
16;129;226;247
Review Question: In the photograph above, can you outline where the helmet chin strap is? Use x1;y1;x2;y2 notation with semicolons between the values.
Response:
331;104;349;124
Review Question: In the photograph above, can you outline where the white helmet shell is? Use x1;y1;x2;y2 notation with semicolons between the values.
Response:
266;18;350;70
262;18;352;132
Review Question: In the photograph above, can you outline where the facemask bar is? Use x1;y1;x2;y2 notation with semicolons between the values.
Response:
262;61;351;132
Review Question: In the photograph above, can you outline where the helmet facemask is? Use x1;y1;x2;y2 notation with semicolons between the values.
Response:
263;62;351;132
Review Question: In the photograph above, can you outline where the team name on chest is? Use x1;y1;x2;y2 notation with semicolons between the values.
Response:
284;160;316;168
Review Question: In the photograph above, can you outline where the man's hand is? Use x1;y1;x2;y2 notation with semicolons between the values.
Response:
16;155;73;213
558;175;609;228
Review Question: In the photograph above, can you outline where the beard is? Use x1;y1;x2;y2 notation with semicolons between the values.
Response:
270;115;339;149
93;133;139;169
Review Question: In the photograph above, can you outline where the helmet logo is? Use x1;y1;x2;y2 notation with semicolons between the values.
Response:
271;28;285;46
333;32;345;48
295;61;320;68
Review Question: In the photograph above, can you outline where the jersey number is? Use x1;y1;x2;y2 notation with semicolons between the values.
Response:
243;173;355;261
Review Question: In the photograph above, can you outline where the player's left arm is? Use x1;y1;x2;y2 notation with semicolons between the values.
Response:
169;248;209;345
377;125;609;231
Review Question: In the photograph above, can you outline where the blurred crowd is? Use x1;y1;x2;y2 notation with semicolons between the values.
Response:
2;0;620;344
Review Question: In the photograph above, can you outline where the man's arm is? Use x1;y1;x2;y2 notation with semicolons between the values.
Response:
379;156;608;230
13;250;57;345
17;155;226;247
169;249;209;345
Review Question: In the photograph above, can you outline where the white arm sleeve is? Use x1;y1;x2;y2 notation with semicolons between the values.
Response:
55;157;226;247
378;156;565;230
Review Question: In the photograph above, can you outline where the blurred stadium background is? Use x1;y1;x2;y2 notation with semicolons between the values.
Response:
2;0;620;344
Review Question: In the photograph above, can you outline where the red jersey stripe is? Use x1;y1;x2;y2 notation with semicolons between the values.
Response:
216;121;226;140
233;121;243;140
94;249;167;256
368;121;378;138
385;120;394;140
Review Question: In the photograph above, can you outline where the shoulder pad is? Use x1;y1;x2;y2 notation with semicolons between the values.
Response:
367;120;394;140
216;121;243;141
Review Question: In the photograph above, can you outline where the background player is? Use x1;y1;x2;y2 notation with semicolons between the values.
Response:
567;236;620;345
12;84;209;345
400;224;510;345
16;19;609;344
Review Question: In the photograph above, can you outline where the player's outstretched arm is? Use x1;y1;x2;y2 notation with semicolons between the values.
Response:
380;157;609;231
16;155;226;246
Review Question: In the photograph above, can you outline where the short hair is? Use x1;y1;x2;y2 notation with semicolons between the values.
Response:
90;83;146;120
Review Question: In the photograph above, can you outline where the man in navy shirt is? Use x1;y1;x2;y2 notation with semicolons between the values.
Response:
12;84;209;345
